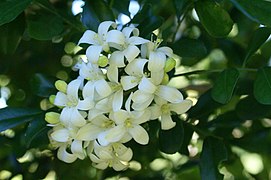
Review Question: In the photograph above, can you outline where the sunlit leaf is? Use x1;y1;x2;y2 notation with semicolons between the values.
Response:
200;137;227;180
0;0;32;26
254;67;271;105
159;116;184;154
211;68;239;104
0;108;42;132
195;0;233;37
230;0;271;26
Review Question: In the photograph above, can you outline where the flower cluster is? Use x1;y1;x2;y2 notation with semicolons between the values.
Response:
45;21;192;171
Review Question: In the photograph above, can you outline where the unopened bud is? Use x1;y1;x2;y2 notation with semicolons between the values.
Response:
98;55;109;67
0;75;10;87
64;42;76;54
45;112;60;124
61;55;73;67
49;95;56;104
55;80;67;93
161;73;169;85
164;58;176;72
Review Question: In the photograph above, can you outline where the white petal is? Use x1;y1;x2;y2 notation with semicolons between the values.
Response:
51;129;69;142
57;145;77;163
117;147;133;161
169;99;193;114
86;45;103;64
106;30;126;47
77;97;94;110
112;160;128;171
149;105;162;120
78;30;98;45
113;110;129;124
125;58;147;75
67;79;81;98
122;27;139;39
148;51;166;72
109;51;125;67
112;90;123;112
70;108;86;127
95;79;112;98
93;161;109;170
76;123;102;141
123;45;140;62
54;92;68;107
71;140;85;159
89;153;103;163
128;36;149;45
120;76;139;91
158;47;173;57
88;108;104;120
151;71;164;85
82;82;95;100
138;77;157;94
161;113;176;130
60;107;72;124
133;109;151;124
132;90;153;104
98;126;126;146
98;21;116;40
125;92;133;112
132;99;153;111
156;85;183;103
128;125;149;145
107;65;118;83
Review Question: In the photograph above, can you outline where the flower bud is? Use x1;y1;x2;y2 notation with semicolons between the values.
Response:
64;42;76;54
164;58;176;72
61;55;73;67
161;73;169;85
55;80;67;93
49;95;56;104
98;55;109;67
45;112;60;124
0;75;10;87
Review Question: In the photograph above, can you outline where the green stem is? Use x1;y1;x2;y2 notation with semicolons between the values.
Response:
174;68;258;77
34;1;84;33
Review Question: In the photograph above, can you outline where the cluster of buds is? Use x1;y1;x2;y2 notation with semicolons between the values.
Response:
45;21;192;171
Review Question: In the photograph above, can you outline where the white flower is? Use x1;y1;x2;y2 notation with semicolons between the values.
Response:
89;141;133;171
141;41;173;73
78;21;116;63
54;79;94;127
80;62;112;100
150;97;193;130
132;77;184;110
97;94;151;146
107;27;149;67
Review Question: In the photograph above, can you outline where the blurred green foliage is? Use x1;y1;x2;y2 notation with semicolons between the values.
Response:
1;0;271;179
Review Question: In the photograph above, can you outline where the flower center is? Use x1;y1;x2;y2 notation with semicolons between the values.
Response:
102;120;115;128
124;118;133;128
67;96;78;107
161;103;170;114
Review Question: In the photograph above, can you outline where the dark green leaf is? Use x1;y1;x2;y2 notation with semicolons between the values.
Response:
159;117;184;154
30;73;56;97
0;0;32;26
24;115;49;148
110;0;130;16
27;12;64;40
179;122;194;156
230;0;271;26
173;0;190;19
254;67;271;105
236;95;271;120
170;38;207;59
195;0;233;37
0;108;42;132
200;137;227;180
0;13;25;54
211;68;239;104
81;1;115;31
243;27;271;66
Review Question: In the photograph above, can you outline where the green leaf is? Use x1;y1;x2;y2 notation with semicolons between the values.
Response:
170;38;207;64
159;116;184;154
173;0;190;19
243;27;271;66
81;1;115;31
236;95;271;120
211;68;240;104
27;12;64;40
110;0;130;16
179;122;194;156
0;108;42;132
230;0;271;27
0;13;25;54
195;0;233;37
200;137;227;180
24;115;49;148
254;67;271;105
0;0;32;26
30;73;56;97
